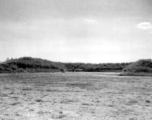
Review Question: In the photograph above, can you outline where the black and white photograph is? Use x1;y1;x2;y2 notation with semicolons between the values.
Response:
0;0;152;119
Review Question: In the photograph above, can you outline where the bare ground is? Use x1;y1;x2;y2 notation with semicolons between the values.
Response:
0;72;152;120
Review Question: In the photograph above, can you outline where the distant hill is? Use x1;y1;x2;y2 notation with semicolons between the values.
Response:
0;57;66;73
120;59;152;76
0;57;130;73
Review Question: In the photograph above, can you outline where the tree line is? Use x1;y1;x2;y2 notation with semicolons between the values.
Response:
0;57;130;73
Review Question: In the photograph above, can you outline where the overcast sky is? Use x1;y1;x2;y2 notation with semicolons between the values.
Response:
0;0;152;63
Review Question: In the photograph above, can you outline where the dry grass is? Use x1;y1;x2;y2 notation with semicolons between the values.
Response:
0;72;152;120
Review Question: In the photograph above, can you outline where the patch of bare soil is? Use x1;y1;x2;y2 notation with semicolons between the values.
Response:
0;72;152;120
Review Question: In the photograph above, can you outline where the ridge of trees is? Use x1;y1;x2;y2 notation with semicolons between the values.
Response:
0;57;130;73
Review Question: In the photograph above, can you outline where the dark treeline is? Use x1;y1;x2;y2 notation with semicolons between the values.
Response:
65;62;130;72
0;57;130;73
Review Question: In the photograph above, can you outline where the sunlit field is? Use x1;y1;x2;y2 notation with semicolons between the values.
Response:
0;72;152;120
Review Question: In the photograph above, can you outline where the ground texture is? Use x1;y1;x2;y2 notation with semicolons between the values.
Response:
0;72;152;120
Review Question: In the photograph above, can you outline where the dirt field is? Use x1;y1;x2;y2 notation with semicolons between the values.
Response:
0;72;152;120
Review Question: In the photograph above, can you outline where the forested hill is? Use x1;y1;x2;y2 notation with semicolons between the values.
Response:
0;57;65;73
120;59;152;76
0;57;130;73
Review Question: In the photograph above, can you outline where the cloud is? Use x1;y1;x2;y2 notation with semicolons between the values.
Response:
136;22;152;30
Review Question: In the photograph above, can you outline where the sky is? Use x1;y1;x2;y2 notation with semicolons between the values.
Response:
0;0;152;63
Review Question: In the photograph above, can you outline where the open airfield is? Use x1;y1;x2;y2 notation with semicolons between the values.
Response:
0;72;152;120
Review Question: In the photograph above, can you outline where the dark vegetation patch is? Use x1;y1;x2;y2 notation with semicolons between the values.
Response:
145;100;151;103
81;102;93;106
35;99;43;102
60;99;78;104
46;89;61;92
10;102;20;106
